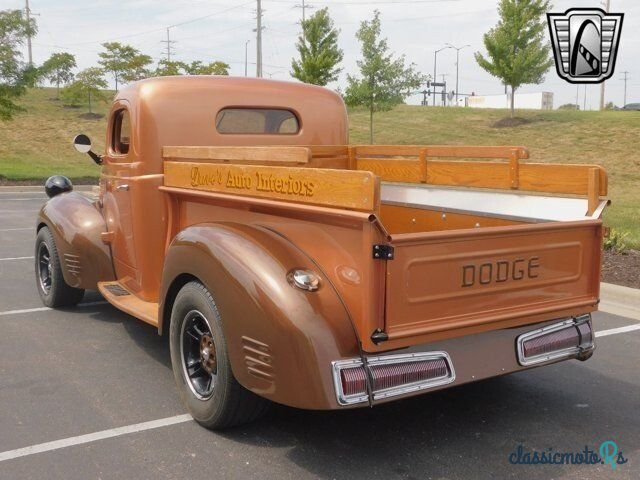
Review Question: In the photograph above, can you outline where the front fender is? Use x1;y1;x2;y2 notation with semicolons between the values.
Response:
37;191;115;289
159;223;361;410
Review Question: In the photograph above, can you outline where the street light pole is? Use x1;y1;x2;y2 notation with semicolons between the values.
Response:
446;43;470;106
433;46;452;106
244;40;250;77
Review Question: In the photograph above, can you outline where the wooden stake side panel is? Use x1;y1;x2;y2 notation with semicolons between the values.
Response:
164;161;378;212
357;159;607;196
354;144;530;159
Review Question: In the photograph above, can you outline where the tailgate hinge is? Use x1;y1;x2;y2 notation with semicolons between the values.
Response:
373;244;394;260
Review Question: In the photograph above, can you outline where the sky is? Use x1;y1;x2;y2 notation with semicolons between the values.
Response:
6;0;640;110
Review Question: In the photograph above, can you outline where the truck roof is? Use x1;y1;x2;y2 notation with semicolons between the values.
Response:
111;76;349;175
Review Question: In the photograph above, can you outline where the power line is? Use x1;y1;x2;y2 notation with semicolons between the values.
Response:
56;1;254;47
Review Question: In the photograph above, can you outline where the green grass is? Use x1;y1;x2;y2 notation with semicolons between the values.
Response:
1;88;638;247
0;87;109;181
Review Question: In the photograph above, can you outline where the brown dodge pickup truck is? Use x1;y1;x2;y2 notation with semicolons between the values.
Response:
36;76;608;429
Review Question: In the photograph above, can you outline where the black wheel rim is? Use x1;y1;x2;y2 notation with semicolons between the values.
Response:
180;310;217;400
37;243;52;294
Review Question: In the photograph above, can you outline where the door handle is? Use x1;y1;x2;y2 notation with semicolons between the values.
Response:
115;184;129;191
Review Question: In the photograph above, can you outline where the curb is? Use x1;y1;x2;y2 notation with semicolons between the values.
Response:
600;282;640;321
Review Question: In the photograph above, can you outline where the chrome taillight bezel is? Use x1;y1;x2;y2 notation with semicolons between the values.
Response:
516;314;594;366
332;351;456;406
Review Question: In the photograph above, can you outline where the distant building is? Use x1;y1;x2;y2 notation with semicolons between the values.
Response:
464;92;553;110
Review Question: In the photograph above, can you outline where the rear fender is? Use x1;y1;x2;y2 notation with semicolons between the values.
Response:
159;223;361;410
37;191;115;289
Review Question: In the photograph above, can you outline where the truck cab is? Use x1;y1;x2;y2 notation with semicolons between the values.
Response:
36;76;607;429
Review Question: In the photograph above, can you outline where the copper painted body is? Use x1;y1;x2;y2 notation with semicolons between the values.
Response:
37;77;606;410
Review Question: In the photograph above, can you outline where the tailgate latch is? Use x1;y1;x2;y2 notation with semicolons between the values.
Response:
373;244;394;260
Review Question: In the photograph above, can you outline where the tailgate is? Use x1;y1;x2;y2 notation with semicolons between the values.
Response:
383;220;602;346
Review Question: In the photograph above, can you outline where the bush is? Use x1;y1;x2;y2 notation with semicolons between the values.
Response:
604;228;629;254
558;103;579;110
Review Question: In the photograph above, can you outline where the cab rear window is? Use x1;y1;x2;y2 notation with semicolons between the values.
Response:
215;108;299;134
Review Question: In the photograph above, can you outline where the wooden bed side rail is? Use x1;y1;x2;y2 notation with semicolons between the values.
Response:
352;145;607;201
163;160;380;212
163;146;312;165
163;145;353;169
352;144;530;159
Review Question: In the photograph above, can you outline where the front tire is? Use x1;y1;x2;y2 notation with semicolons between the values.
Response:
169;281;269;429
35;227;84;307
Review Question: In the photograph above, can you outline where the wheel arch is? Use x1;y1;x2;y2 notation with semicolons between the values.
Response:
37;192;115;289
159;222;361;410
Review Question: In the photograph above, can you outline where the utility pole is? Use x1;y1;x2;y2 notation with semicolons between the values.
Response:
294;0;314;43
161;28;176;61
446;43;470;105
583;84;587;111
25;0;34;66
620;71;629;106
599;0;611;110
440;74;448;107
256;0;263;77
245;40;250;77
576;85;579;109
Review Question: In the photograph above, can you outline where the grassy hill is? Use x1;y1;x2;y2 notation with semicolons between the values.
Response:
1;87;638;247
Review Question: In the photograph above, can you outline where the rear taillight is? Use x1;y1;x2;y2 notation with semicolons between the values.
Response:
517;314;594;366
332;352;455;405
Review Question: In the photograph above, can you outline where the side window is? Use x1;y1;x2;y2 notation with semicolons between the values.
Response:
216;108;300;134
112;109;131;155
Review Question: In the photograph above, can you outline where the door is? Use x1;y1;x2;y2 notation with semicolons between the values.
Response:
101;107;138;281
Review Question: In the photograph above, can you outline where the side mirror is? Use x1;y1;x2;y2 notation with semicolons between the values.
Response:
73;134;102;165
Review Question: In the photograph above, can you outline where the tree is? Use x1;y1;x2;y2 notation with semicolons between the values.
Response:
291;8;343;86
40;52;76;98
0;9;37;120
155;59;188;76
98;42;152;90
61;67;108;114
344;10;424;143
120;52;153;83
184;60;230;75
475;0;553;118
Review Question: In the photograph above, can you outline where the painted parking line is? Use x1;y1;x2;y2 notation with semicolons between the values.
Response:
0;256;34;261
595;323;640;338
0;414;193;462
0;198;45;201
0;210;40;213
0;228;33;232
0;301;109;317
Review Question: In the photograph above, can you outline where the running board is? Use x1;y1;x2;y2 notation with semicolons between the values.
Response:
98;281;159;327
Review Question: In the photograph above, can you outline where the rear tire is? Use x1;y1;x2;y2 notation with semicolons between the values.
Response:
169;281;269;429
35;227;85;307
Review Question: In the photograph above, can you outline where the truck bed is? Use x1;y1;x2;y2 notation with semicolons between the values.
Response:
157;144;607;351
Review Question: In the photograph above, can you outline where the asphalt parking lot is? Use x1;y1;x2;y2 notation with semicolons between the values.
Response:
0;189;638;480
